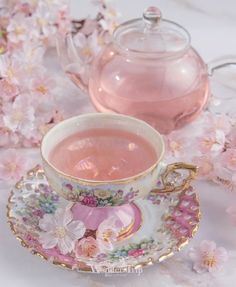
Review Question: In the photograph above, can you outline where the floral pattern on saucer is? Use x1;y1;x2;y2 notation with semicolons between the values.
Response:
7;166;200;273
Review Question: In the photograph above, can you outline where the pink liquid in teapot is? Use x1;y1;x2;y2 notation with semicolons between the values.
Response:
89;46;210;134
49;128;158;181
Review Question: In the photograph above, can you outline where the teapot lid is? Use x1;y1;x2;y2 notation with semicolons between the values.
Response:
113;7;190;58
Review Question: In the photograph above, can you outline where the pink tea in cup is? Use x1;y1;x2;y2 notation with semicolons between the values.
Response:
49;128;158;181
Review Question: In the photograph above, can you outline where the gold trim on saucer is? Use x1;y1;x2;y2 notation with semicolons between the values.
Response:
6;166;201;273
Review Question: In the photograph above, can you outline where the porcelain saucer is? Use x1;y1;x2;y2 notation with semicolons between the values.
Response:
7;165;200;273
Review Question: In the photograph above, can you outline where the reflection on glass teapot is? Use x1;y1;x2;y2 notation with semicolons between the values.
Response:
57;6;236;134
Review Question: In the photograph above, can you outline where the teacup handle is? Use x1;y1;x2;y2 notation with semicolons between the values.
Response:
151;162;198;194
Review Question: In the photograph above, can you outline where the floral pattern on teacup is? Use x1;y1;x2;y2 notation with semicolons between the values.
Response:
60;182;139;207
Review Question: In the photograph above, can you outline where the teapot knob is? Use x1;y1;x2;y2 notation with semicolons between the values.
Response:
143;6;162;27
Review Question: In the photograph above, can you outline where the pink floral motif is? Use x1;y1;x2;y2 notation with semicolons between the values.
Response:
39;205;86;255
7;14;33;44
81;195;98;207
33;2;57;38
198;130;225;154
96;216;121;251
30;75;56;98
75;236;100;258
0;148;27;180
124;189;138;201
0;54;23;84
128;249;144;257
13;2;34;16
0;78;19;100
3;94;35;138
0;0;120;149
189;240;228;273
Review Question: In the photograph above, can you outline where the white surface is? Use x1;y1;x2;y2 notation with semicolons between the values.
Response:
1;0;236;286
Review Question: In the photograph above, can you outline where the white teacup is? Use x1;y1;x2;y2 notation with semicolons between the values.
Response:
41;113;197;207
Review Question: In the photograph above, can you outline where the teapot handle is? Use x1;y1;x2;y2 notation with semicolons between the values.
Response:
208;56;236;76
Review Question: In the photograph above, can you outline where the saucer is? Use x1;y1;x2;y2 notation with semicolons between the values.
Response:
7;165;200;273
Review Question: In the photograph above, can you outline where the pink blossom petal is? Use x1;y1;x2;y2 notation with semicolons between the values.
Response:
58;236;74;255
75;236;100;258
200;240;216;254
0;149;27;180
39;214;56;231
54;208;73;226
66;220;86;240
39;232;58;249
190;240;228;274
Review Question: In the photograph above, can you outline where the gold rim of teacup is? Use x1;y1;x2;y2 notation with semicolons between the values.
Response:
41;113;165;186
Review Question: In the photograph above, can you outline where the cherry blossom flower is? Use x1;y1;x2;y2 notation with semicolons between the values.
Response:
0;148;27;180
207;114;232;135
0;78;19;100
13;2;35;16
73;31;101;63
189;240;228;273
7;14;37;44
2;94;35;138
39;205;86;255
75;236;100;258
198;130;225;154
96;216;121;251
33;1;58;38
13;42;46;67
0;127;19;147
30;75;56;98
0;54;23;84
0;0;70;148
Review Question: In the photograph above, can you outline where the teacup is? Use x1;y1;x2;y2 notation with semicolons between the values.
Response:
41;113;197;208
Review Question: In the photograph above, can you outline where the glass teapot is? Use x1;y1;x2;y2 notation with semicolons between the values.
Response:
57;7;236;134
